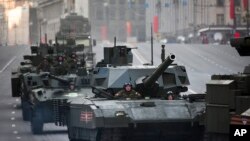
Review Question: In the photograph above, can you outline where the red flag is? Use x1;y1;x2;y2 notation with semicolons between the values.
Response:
126;21;132;37
230;0;235;19
80;111;93;122
243;0;248;11
234;32;240;38
153;16;159;33
101;25;107;40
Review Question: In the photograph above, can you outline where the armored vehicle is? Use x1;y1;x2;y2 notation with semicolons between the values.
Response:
55;13;96;69
11;45;90;121
67;54;206;141
205;37;250;141
22;72;94;134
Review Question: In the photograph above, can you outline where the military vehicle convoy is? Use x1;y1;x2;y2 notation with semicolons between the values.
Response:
204;37;250;141
55;13;96;69
66;54;206;141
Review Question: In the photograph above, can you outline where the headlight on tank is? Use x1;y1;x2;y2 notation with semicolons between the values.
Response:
115;111;126;117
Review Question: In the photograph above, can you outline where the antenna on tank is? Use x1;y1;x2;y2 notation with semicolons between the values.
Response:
151;23;154;65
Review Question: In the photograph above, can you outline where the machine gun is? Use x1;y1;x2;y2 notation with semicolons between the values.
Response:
135;54;175;96
91;86;115;100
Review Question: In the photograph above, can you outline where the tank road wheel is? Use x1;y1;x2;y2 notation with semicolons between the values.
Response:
31;107;44;134
21;98;31;121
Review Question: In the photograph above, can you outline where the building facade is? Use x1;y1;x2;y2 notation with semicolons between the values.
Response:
89;0;146;42
36;0;89;43
146;0;250;41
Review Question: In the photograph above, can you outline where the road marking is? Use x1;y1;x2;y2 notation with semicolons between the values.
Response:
11;117;15;121
15;99;19;102
13;131;18;134
11;111;15;114
11;124;16;127
131;49;148;64
188;89;197;94
16;137;21;140
0;56;17;73
13;104;17;108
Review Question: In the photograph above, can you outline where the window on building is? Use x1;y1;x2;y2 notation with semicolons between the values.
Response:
216;14;224;25
138;9;145;20
130;12;135;20
110;0;116;4
138;0;145;4
109;8;116;20
96;9;103;20
119;0;125;4
235;0;241;6
235;14;241;26
119;9;125;20
216;0;224;7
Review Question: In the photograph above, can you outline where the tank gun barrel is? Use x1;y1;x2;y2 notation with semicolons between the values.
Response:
143;54;175;87
48;74;70;84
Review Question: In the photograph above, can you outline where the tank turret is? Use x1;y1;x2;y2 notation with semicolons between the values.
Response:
96;45;134;67
230;37;250;56
143;54;175;87
135;54;175;96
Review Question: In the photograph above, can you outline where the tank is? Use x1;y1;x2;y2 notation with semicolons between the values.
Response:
67;54;206;141
22;72;94;134
11;44;91;122
204;37;250;141
55;13;96;69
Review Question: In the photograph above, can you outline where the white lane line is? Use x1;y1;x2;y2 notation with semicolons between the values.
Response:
16;137;21;140
131;49;148;64
11;124;16;127
188;89;197;94
13;104;17;108
11;111;16;114
13;131;18;134
15;98;19;102
11;117;15;121
0;56;17;73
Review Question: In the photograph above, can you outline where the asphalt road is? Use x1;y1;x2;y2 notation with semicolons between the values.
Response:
0;42;249;141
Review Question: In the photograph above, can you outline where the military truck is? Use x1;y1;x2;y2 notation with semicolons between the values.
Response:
204;37;250;141
67;54;206;141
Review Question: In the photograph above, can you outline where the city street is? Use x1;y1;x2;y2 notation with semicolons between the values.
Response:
0;43;249;141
